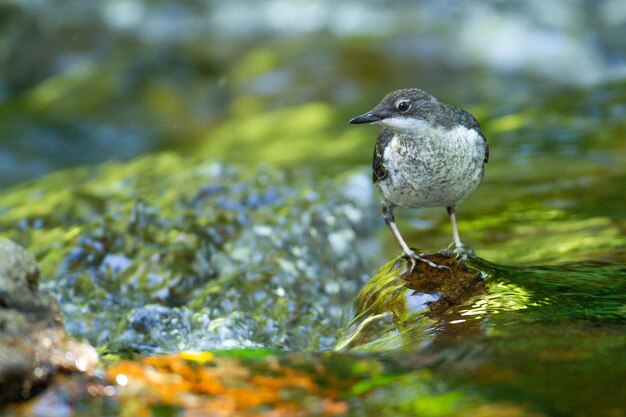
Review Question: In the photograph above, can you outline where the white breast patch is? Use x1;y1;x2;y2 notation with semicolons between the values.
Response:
377;125;486;208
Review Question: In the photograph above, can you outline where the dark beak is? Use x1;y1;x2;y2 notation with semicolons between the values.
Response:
349;111;380;124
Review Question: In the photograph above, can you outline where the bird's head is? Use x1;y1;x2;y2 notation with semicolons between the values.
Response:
349;88;438;131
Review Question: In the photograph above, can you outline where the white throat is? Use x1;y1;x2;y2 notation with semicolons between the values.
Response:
381;117;428;131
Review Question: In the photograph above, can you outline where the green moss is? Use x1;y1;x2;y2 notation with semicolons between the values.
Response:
335;258;437;352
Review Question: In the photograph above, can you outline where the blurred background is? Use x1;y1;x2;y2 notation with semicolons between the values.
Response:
1;0;625;187
2;4;626;412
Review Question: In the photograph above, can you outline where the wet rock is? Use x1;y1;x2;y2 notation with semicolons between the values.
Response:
336;252;486;351
0;239;97;404
402;252;486;317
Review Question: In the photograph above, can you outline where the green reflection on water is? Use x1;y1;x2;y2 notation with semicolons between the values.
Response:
450;260;626;417
337;253;626;416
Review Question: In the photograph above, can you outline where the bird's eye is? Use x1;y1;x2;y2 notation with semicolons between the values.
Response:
397;100;410;112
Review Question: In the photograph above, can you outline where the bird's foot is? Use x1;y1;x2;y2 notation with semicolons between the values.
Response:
441;244;475;261
402;250;451;273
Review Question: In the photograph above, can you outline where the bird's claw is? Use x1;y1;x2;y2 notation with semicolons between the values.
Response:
441;244;474;262
402;251;451;273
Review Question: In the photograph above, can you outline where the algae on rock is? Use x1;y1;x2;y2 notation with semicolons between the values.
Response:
0;155;380;353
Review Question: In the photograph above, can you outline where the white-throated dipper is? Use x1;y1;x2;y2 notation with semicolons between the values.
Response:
349;88;489;269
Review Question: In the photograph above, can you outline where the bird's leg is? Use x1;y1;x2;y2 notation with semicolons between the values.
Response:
382;204;450;271
446;206;472;259
446;206;463;249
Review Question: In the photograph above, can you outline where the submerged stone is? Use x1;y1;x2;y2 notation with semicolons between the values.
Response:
0;158;379;354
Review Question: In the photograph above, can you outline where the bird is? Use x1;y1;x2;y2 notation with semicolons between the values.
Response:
349;88;489;270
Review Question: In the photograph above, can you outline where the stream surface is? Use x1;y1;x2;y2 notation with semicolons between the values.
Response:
1;1;625;416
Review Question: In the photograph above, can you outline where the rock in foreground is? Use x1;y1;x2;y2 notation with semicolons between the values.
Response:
336;252;486;351
0;239;97;404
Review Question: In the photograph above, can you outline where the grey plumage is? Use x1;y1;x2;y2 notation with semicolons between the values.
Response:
350;88;489;268
432;102;489;164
